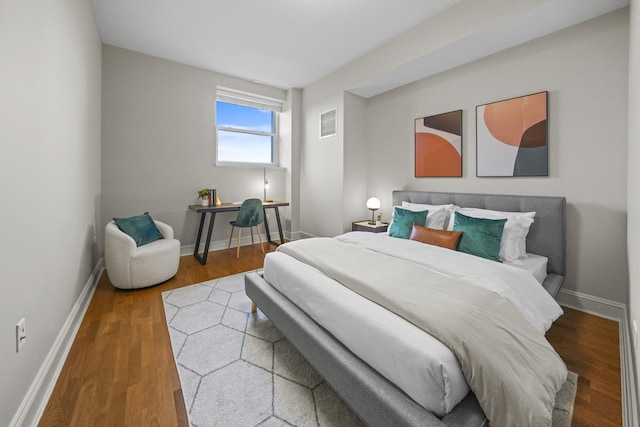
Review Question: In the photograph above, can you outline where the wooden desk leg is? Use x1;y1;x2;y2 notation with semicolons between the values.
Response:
250;301;257;313
193;212;216;265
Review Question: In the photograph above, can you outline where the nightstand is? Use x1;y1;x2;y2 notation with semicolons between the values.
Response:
352;220;388;233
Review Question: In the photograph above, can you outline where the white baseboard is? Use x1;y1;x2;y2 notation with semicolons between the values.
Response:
180;230;305;256
620;310;640;427
181;232;274;256
556;288;625;321
10;259;104;427
286;230;302;241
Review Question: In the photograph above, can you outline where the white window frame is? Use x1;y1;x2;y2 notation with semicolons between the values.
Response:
215;87;282;167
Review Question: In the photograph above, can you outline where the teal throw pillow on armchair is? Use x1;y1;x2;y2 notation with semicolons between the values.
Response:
113;212;164;247
453;212;506;262
388;207;428;239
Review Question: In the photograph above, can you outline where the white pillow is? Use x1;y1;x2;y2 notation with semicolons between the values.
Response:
400;202;455;230
447;207;535;261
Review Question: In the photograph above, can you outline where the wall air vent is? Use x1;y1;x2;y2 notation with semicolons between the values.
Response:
320;108;337;139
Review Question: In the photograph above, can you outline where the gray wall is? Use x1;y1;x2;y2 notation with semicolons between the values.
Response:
101;46;294;252
0;0;102;425
364;10;629;304
628;0;640;405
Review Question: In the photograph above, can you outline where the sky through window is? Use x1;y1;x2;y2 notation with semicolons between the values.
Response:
216;101;275;164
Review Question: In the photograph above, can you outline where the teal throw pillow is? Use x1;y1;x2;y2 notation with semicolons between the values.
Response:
113;212;164;247
388;207;428;239
453;212;506;262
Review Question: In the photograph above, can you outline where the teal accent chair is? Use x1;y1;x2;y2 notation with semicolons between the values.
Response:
228;198;265;259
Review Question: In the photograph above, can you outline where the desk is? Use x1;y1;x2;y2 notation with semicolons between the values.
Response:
188;200;289;265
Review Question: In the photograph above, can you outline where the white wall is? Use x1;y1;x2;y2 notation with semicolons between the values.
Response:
0;0;102;425
298;0;555;238
343;92;369;230
300;90;346;237
101;46;292;251
300;9;629;305
365;10;629;304
279;89;302;238
628;0;640;405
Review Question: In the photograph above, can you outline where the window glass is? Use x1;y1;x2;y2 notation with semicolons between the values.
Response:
216;100;276;165
217;102;274;133
217;130;273;164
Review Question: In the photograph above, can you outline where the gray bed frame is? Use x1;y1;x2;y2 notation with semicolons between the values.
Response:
245;191;566;427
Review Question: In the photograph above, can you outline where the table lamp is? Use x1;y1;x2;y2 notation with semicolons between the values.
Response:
263;167;271;202
367;197;381;225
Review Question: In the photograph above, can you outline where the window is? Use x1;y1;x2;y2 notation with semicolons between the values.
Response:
216;89;281;166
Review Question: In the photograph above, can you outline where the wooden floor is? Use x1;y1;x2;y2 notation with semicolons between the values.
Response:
40;244;622;427
547;307;622;426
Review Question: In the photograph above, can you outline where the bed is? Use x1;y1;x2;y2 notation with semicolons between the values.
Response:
245;191;568;427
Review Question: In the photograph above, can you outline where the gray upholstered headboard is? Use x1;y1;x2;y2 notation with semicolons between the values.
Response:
392;190;566;296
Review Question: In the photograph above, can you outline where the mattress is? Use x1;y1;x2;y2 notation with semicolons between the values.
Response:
262;232;563;417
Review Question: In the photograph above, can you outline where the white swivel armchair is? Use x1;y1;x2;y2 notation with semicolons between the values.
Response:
105;220;180;289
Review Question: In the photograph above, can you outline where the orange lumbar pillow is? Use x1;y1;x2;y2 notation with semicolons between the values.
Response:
409;223;463;250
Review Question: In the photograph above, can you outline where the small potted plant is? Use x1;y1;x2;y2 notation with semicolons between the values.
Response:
197;189;211;206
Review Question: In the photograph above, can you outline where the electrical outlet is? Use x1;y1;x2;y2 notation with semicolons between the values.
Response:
633;320;638;348
16;318;26;352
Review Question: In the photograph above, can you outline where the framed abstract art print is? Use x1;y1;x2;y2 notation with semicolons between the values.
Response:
476;91;548;177
414;110;462;177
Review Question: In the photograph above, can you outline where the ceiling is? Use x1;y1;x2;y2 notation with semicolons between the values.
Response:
91;0;629;97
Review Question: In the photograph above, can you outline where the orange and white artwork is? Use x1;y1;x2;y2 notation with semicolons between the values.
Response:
414;110;462;177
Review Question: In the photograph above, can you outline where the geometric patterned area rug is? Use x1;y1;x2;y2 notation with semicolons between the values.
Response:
162;272;365;427
162;272;578;427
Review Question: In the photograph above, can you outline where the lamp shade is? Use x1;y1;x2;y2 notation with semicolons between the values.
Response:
366;197;381;210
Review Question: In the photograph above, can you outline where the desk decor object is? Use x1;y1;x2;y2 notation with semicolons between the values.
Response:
210;189;221;206
197;189;211;206
476;91;548;177
415;110;462;177
263;167;272;202
197;188;221;206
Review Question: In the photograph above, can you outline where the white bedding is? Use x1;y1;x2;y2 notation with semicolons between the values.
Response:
337;232;560;332
504;252;548;284
262;232;563;417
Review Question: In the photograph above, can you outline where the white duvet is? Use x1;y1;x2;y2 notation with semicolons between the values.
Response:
262;232;563;417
